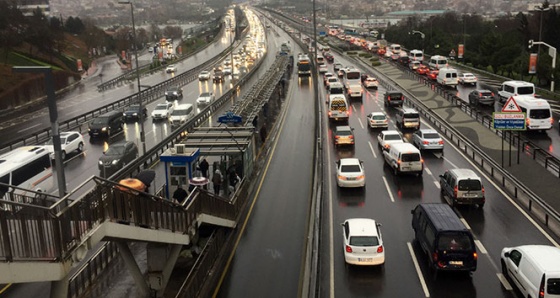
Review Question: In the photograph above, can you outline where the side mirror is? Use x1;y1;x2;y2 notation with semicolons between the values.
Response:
377;223;382;227
340;223;344;226
410;210;414;214
504;252;510;258
439;174;444;178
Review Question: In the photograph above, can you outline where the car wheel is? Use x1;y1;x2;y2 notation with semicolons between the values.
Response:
77;142;84;152
478;203;485;209
61;151;66;160
501;260;509;279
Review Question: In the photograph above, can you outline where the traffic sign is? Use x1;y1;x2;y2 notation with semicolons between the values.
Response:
218;111;242;124
319;31;326;37
501;97;522;112
492;112;526;130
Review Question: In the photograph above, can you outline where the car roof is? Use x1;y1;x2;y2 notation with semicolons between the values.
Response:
59;132;79;137
386;90;402;95
417;203;468;232
369;112;385;116
418;129;439;135
448;168;480;179
400;108;418;113
474;89;492;93
512;245;560;271
382;130;400;136
335;125;352;131
339;158;361;165
346;218;379;236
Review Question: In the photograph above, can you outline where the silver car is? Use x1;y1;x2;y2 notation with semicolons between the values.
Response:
412;129;444;152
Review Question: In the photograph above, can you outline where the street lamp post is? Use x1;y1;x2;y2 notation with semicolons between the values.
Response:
118;0;146;155
529;40;557;92
536;6;550;55
410;30;425;53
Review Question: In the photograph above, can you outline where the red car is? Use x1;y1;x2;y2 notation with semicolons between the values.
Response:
427;70;439;80
416;65;429;75
378;48;386;55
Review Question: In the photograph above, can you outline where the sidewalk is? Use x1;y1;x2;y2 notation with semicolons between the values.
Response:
374;61;560;211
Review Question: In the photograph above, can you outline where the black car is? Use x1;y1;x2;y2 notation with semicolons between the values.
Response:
98;141;138;177
123;104;148;121
333;63;343;72
213;68;224;83
468;89;495;106
165;87;183;100
398;56;410;66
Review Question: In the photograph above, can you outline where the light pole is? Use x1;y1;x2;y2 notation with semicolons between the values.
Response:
410;30;425;53
118;0;146;154
529;40;557;92
536;6;550;56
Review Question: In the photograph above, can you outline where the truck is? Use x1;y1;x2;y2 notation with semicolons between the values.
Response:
297;53;312;77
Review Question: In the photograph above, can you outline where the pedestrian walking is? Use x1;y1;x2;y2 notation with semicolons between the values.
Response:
212;169;222;195
199;159;209;178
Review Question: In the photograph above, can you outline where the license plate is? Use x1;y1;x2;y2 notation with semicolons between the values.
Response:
463;194;478;197
401;167;410;171
449;261;463;266
358;258;373;262
347;177;355;181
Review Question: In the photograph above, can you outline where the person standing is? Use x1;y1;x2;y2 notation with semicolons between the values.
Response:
212;169;222;195
199;159;209;178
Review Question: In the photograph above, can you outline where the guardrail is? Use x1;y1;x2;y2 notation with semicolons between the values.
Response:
0;28;248;155
352;55;560;240
97;20;223;92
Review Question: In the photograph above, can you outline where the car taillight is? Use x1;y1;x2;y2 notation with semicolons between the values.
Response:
539;275;545;298
338;175;347;180
423;141;429;145
356;175;365;180
551;117;554;124
335;135;340;139
482;187;485;194
346;245;353;253
526;118;530;126
453;186;458;198
349;135;354;139
438;140;444;145
491;92;495;97
473;252;478;260
397;159;401;164
377;245;384;253
432;252;438;262
479;93;483;97
401;96;404;101
420;158;424;163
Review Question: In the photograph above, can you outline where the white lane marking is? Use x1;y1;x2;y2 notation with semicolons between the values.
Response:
424;167;432;176
444;132;560;248
357;118;364;129
382;176;395;203
368;141;377;159
433;152;443;159
474;240;488;254
434;181;440;189
460;218;472;230
352;104;358;112
497;273;513;290
442;156;459;169
18;123;41;132
407;242;431;297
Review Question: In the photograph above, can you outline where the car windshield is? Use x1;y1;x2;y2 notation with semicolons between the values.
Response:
128;105;140;111
389;94;402;100
346;72;360;80
172;109;189;116
105;145;125;156
350;236;379;246
155;105;167;110
458;179;482;191
530;109;551;119
200;92;210;97
385;134;401;141
423;133;440;139
91;117;109;125
371;115;386;120
341;164;361;173
330;88;344;95
437;233;473;251
336;130;352;136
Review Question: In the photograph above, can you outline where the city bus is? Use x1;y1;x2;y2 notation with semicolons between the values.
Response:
297;53;312;77
0;146;54;199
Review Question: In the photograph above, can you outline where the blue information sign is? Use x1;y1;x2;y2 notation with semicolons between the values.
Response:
218;111;242;124
492;112;526;130
319;31;326;37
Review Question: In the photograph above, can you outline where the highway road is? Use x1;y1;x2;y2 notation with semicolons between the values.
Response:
3;9;560;298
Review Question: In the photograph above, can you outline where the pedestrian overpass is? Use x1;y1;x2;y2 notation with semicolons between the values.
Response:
0;177;237;297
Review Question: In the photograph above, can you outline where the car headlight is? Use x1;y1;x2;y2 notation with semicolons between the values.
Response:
102;127;107;131
98;160;103;165
112;159;119;165
123;113;126;116
133;113;138;116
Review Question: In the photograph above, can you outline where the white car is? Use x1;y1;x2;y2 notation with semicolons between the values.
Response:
223;67;233;75
45;131;85;160
196;92;215;105
377;130;404;151
165;64;177;73
198;71;211;80
151;102;174;120
363;77;379;89
412;129;444;151
458;73;477;86
326;77;339;89
366;112;388;129
318;63;328;74
342;218;385;266
335;158;365;188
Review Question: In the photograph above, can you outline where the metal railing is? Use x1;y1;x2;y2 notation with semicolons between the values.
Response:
352;56;560;239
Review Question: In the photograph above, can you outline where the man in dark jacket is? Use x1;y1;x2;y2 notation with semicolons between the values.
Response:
199;159;209;178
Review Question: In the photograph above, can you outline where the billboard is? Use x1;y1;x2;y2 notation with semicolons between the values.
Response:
458;44;464;59
528;53;538;74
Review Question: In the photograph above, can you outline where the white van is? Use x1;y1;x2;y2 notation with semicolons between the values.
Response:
409;50;424;62
497;80;536;104
383;143;424;176
513;95;553;131
501;245;560;298
389;44;401;54
428;55;448;70
437;68;459;87
169;103;194;126
328;94;349;122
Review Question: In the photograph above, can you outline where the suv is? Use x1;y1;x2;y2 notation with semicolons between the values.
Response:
377;130;404;151
333;126;354;146
123;104;148;121
497;80;535;104
45;132;85;160
395;108;420;130
88;111;124;138
439;168;485;208
383;91;404;107
165;87;183;100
